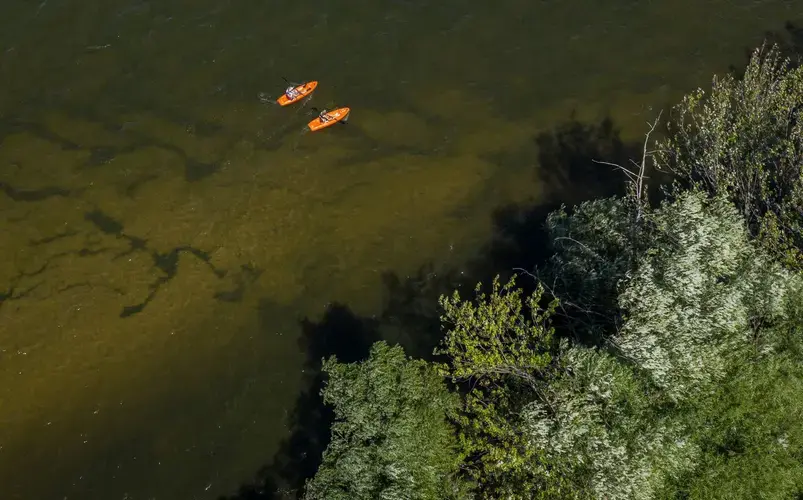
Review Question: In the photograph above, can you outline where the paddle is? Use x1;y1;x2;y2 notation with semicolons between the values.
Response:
281;76;303;87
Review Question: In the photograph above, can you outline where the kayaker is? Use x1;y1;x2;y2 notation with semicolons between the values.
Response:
285;86;301;100
318;109;331;122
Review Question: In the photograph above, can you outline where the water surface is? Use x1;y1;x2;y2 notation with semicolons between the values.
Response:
0;0;799;498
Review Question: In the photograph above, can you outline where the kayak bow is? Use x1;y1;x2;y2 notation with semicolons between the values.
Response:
308;107;350;132
277;81;318;106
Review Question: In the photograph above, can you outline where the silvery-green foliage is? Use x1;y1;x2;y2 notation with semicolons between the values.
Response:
521;190;803;500
522;342;695;500
657;43;803;267
616;190;797;401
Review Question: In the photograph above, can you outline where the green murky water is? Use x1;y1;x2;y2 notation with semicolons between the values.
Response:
0;0;799;498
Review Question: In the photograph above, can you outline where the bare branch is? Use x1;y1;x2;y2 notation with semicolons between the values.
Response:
552;236;606;261
592;159;638;179
512;267;538;282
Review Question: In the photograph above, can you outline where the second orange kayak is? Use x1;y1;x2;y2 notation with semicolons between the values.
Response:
277;81;318;106
308;107;350;132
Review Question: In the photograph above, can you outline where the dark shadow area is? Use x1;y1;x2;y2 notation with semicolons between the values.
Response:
729;21;803;77
124;173;160;197
87;147;118;166
765;21;803;62
0;181;72;201
378;264;475;361
119;245;226;318
214;264;264;303
221;115;646;499
535;116;634;201
0;261;49;312
0;111;227;183
185;159;222;182
367;117;642;361
487;116;639;275
219;302;381;500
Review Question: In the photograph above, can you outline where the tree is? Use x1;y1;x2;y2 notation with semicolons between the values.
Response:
436;276;575;499
616;190;798;401
435;274;691;500
528;190;803;499
657;43;803;268
304;341;466;500
543;196;640;343
523;344;693;500
539;114;662;345
611;189;803;498
658;353;803;499
438;190;803;500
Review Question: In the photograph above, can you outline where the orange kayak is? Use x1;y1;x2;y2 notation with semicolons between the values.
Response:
308;107;350;132
276;81;318;106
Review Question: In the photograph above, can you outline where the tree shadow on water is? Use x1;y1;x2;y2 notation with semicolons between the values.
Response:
374;115;643;355
535;116;633;200
767;21;803;62
487;115;640;275
218;302;380;500
377;264;477;361
729;21;803;77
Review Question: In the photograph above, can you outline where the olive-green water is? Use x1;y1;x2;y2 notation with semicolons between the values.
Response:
0;0;799;498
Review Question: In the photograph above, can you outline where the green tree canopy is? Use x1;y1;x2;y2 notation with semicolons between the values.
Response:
436;277;572;499
438;190;803;500
659;353;803;499
304;341;466;500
